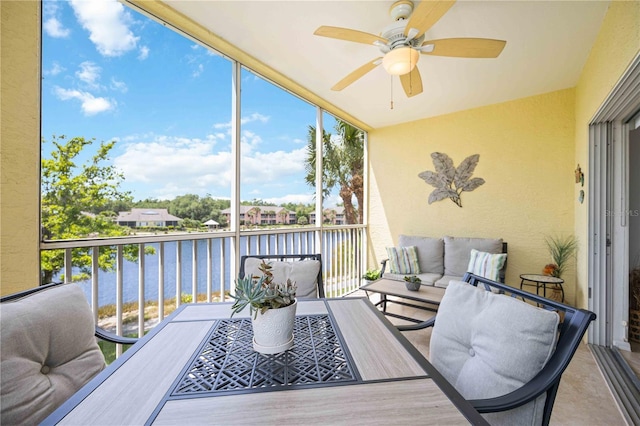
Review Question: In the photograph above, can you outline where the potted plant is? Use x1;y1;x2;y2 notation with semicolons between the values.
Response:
231;261;298;354
363;269;381;282
403;275;421;291
543;235;578;302
543;235;578;278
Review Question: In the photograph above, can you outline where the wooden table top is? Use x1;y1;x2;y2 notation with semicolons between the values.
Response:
362;278;446;304
43;298;486;425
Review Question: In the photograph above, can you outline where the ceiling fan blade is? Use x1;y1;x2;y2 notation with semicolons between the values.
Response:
404;0;456;38
400;67;423;98
422;38;507;58
314;26;386;45
331;58;383;91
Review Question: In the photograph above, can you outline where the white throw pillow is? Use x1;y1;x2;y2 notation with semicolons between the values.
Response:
244;258;321;298
430;280;559;425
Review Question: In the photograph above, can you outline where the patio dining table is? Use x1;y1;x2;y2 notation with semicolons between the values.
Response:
43;298;487;425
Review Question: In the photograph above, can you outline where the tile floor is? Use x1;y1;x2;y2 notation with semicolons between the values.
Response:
350;290;629;425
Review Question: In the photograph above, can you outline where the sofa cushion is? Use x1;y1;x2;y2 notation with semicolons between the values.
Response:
398;235;444;274
1;284;105;425
433;275;463;288
443;236;503;278
244;258;322;298
467;249;507;282
430;280;559;425
385;246;421;274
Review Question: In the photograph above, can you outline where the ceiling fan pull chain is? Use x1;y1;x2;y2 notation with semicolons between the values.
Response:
390;75;394;109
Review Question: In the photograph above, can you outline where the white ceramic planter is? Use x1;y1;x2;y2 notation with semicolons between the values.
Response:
251;300;297;354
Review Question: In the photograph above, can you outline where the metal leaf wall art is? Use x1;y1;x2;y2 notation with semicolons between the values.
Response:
418;152;485;208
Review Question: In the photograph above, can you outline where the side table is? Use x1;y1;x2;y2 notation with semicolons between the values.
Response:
520;274;565;302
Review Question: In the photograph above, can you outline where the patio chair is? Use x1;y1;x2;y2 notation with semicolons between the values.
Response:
240;254;324;298
0;282;137;425
398;272;596;426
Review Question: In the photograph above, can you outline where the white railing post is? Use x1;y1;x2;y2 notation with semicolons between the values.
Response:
138;243;145;338
116;245;124;357
158;242;164;320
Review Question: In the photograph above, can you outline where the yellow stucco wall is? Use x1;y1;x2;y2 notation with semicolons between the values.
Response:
368;89;579;303
574;1;640;308
0;1;42;295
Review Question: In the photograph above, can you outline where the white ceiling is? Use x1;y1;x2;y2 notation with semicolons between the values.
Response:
166;1;609;129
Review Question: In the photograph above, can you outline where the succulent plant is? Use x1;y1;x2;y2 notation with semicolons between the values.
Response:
403;275;421;283
231;260;297;318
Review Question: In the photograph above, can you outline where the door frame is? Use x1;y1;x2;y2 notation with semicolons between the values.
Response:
588;53;640;347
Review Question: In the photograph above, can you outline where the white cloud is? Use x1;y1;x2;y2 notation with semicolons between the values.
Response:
138;46;150;60
54;86;115;115
192;63;204;78
43;1;70;38
76;61;102;90
69;0;139;57
241;148;307;185
264;193;314;206
114;134;230;199
44;62;66;76
113;133;308;200
44;17;71;38
213;113;270;130
110;77;128;93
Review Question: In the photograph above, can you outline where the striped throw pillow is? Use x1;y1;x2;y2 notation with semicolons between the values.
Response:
467;249;507;281
386;246;421;274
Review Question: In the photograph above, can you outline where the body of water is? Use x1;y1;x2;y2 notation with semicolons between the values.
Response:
65;233;319;307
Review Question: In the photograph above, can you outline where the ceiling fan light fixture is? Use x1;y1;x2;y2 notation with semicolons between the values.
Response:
382;46;419;75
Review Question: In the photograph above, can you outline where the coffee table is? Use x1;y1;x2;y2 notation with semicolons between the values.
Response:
43;298;486;425
362;278;445;323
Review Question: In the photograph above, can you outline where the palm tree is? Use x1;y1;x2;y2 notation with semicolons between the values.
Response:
305;120;364;224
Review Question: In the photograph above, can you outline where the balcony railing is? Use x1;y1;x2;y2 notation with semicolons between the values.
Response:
40;225;366;355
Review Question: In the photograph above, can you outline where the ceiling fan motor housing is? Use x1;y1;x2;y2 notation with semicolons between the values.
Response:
380;20;425;52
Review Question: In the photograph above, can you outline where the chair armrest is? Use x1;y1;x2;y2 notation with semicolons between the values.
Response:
380;259;389;276
95;326;138;345
469;368;556;413
397;316;435;331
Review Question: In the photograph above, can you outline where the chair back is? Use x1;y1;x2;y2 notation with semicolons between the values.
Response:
239;254;324;298
433;273;595;426
0;283;106;425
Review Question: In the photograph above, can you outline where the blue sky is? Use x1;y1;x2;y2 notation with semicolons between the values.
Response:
41;0;340;205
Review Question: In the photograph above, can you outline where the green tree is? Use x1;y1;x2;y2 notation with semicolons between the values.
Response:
305;120;364;224
40;135;148;284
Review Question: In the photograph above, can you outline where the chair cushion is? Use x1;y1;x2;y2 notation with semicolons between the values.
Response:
430;280;559;425
385;246;421;274
1;284;105;425
398;235;444;274
467;249;507;282
244;258;322;298
443;236;503;277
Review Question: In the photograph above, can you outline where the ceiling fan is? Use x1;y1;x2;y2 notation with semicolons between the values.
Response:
313;0;506;98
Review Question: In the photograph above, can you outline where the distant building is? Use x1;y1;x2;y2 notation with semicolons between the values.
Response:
220;206;296;225
310;207;345;225
116;208;182;228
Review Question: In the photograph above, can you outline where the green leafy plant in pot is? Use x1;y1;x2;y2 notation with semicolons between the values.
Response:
231;261;297;354
363;269;381;281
